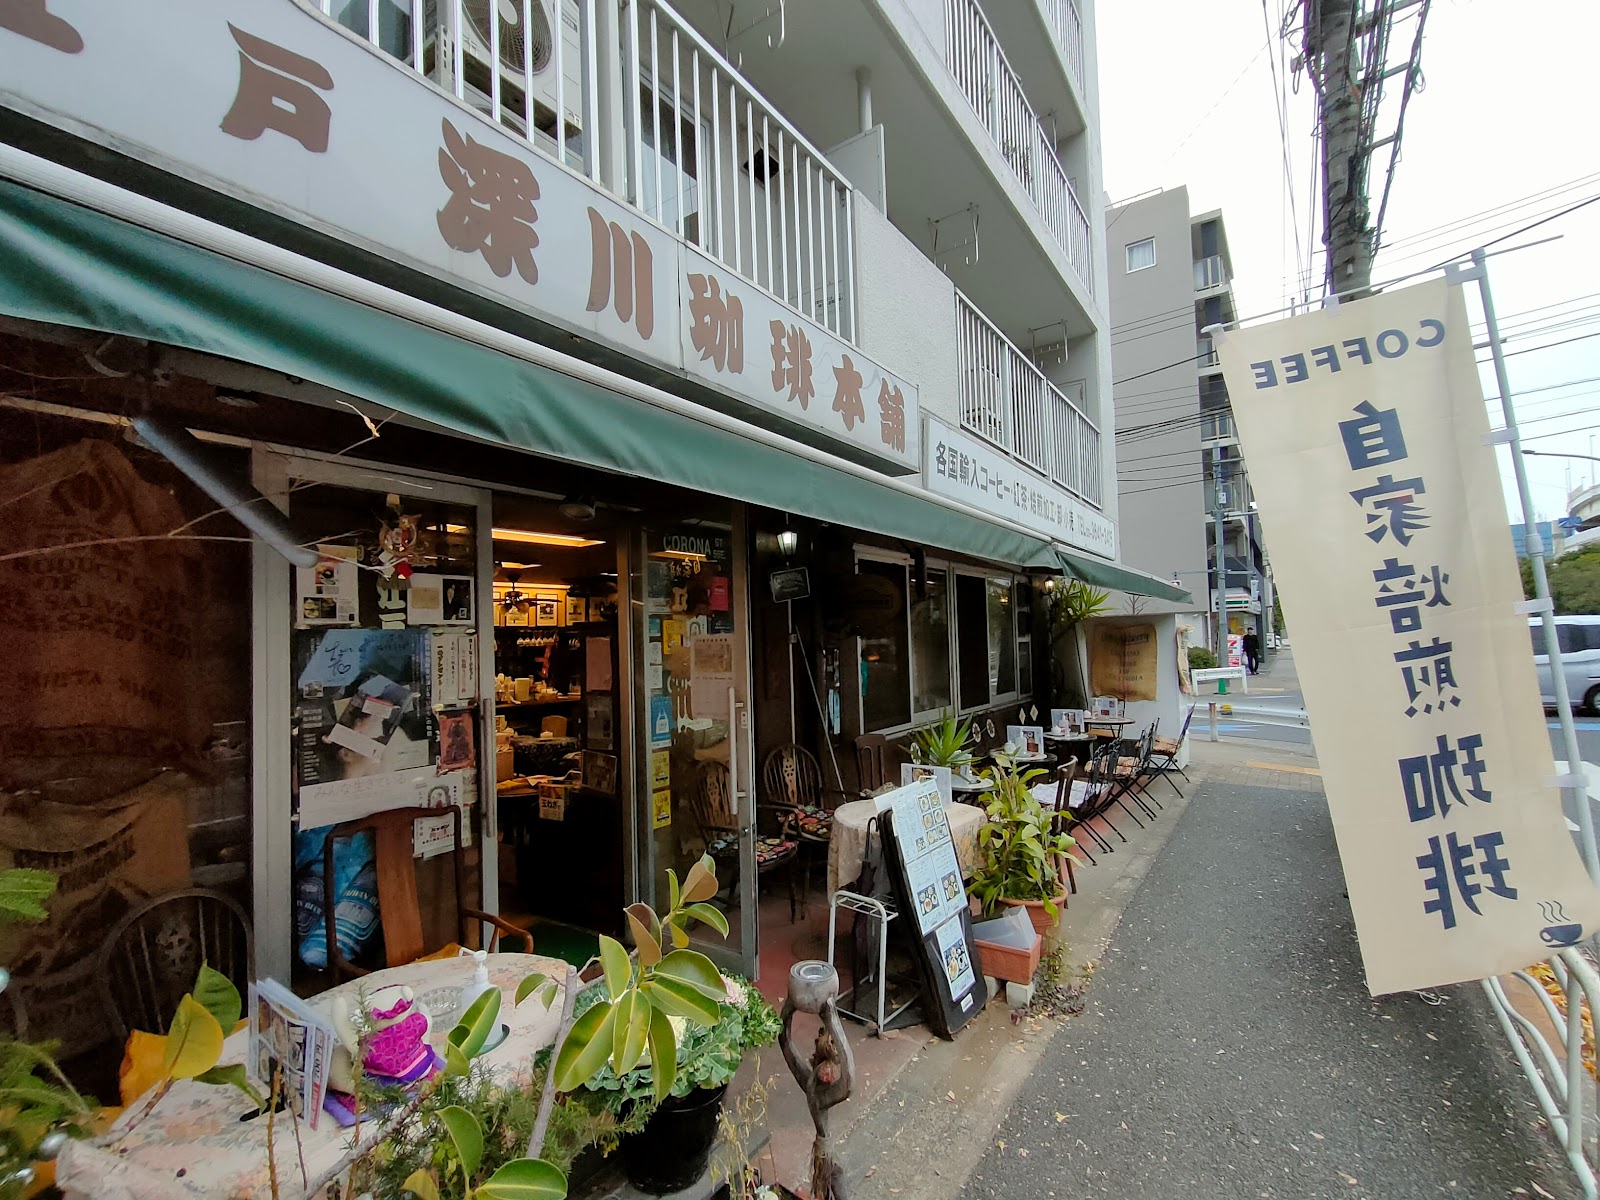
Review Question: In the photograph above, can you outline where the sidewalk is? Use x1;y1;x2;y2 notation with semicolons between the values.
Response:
759;735;1316;1199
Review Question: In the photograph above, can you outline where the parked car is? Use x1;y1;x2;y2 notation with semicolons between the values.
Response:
1531;615;1600;714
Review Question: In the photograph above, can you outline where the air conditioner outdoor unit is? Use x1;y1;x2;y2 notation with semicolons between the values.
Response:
424;0;584;158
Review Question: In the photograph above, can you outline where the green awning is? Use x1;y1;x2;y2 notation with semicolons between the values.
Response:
0;175;1184;601
1056;550;1192;605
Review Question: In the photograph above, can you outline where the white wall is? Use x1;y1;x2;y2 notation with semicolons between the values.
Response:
853;192;961;427
1086;612;1191;767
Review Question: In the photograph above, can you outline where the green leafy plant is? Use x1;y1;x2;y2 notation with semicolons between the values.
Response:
1187;645;1218;671
910;712;976;776
1046;581;1111;708
970;750;1075;920
575;980;778;1116
544;857;731;1104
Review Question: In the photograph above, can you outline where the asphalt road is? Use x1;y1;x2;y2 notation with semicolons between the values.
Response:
958;778;1579;1200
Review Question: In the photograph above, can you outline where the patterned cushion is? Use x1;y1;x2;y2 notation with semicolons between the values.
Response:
795;804;834;841
1152;737;1180;754
1117;756;1141;769
756;836;798;866
706;834;740;858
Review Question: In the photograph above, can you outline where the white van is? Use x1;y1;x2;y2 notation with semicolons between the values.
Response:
1531;615;1600;714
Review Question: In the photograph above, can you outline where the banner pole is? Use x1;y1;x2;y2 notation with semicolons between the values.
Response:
1467;248;1598;884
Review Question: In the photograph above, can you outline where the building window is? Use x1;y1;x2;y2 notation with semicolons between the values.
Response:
858;558;912;732
1016;581;1033;697
911;567;952;716
953;571;1026;712
987;577;1017;697
1125;237;1156;273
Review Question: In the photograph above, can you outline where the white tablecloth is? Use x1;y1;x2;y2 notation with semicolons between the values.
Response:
825;796;987;896
59;952;571;1200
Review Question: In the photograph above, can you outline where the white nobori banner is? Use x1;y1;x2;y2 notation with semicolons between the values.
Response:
1216;279;1600;995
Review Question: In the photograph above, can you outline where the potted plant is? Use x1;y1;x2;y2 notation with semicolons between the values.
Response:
1046;580;1111;710
910;711;976;780
576;975;778;1194
970;750;1076;935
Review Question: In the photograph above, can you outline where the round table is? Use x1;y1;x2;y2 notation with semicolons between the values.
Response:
826;796;986;896
59;952;572;1200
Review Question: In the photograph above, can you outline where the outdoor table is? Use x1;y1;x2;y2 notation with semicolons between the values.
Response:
1085;715;1134;734
826;795;986;897
58;951;571;1200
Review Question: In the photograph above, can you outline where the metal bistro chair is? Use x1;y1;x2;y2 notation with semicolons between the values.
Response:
854;734;897;795
690;760;803;923
1109;725;1162;825
1147;705;1196;795
324;805;534;981
762;744;850;916
1075;742;1129;849
1048;759;1086;887
98;887;254;1041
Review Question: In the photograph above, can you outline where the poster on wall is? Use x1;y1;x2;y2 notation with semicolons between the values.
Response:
1176;626;1194;695
296;544;360;627
688;634;735;720
407;574;474;626
294;628;434;794
1088;623;1158;702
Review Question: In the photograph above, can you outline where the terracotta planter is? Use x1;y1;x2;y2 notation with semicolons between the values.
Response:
1000;889;1067;935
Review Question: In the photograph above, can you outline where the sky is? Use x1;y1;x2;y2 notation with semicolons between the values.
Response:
1096;0;1600;527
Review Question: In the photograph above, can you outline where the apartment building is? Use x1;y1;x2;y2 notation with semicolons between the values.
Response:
0;0;1184;1070
1109;188;1273;657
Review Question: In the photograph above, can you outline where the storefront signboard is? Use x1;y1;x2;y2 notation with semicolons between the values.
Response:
1216;278;1600;995
1;0;917;471
921;417;1115;560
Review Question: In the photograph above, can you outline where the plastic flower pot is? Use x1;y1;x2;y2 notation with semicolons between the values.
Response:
619;1083;730;1194
1000;889;1068;935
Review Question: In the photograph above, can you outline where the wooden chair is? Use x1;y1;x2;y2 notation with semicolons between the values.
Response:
1048;760;1084;889
762;744;850;915
854;734;896;794
689;761;802;923
323;806;533;981
98;888;253;1040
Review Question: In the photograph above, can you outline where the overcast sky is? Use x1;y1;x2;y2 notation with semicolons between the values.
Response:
1096;0;1600;527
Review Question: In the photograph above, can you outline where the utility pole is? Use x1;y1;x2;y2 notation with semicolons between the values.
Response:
1311;0;1375;297
1212;444;1229;663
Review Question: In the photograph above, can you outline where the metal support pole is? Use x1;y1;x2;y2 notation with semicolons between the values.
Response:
1212;444;1229;665
1469;248;1598;883
855;66;872;135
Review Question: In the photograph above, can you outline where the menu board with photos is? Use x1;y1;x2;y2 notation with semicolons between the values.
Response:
878;778;988;1038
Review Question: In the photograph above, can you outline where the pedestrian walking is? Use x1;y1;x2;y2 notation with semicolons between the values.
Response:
1243;631;1260;674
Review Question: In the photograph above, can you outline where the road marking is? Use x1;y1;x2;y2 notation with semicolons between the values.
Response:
1245;762;1323;776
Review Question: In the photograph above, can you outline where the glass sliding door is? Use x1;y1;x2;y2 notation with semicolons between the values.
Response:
630;506;756;976
251;449;494;986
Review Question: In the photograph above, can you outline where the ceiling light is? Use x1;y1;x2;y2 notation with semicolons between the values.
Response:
492;528;604;547
558;496;597;521
497;561;541;570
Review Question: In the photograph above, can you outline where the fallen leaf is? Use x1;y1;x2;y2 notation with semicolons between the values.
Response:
947;1090;957;1101
1018;1148;1030;1158
1532;1184;1556;1199
865;1166;877;1178
1311;1131;1325;1140
1055;1113;1067;1123
1338;1172;1359;1186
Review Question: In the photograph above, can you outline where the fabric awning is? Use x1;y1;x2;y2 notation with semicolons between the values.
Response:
1055;550;1190;605
0;174;1187;602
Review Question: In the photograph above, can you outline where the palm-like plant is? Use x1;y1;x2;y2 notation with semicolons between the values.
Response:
1047;580;1111;709
910;711;976;776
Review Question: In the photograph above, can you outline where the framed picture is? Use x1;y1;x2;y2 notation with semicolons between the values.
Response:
533;597;560;627
502;603;529;627
565;595;587;625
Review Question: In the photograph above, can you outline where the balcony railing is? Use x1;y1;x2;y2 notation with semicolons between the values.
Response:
1194;254;1228;292
943;0;1094;294
1197;334;1218;368
314;0;856;341
1200;410;1234;442
1038;0;1086;98
956;293;1102;506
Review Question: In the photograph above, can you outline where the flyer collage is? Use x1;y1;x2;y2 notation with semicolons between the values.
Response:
883;777;976;1003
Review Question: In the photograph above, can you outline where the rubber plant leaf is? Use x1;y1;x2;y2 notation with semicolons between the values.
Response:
646;1005;677;1103
639;977;720;1026
515;973;550;1007
554;1000;618;1092
681;903;729;938
680;856;719;905
654;950;727;1001
599;934;632;1001
444;1042;470;1079
667;868;681;912
440;1105;485;1179
625;904;663;967
477;1157;570;1200
401;1169;443;1200
448;987;503;1061
610;990;651;1075
192;965;242;1034
161;995;225;1080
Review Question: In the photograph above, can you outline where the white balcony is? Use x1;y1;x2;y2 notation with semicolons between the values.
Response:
1037;0;1087;99
1194;253;1228;293
317;0;857;341
955;293;1102;507
942;0;1094;295
1200;410;1235;444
